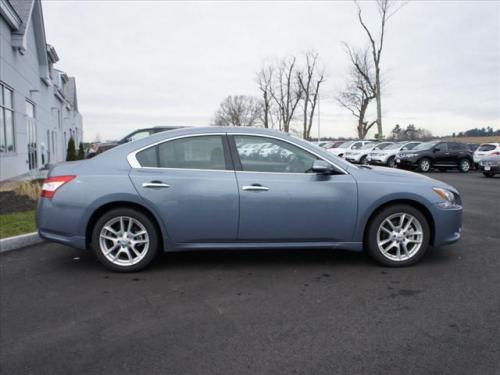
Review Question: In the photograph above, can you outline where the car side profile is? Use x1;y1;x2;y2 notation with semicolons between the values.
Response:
368;141;421;168
37;127;463;272
396;141;473;173
328;140;373;158
344;142;394;165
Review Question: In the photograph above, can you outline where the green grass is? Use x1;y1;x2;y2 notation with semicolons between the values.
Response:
0;210;37;239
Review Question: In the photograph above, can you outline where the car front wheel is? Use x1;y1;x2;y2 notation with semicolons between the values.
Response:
418;158;431;172
458;159;471;173
91;208;159;272
365;204;430;266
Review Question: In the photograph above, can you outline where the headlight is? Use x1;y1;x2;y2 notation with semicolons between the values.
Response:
404;153;417;158
433;187;457;208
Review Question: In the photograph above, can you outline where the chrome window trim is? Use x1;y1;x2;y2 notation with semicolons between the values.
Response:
127;132;348;175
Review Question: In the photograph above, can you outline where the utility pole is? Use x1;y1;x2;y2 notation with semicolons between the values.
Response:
317;93;321;141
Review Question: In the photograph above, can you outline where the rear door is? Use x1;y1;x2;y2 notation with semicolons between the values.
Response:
128;134;239;244
230;135;357;242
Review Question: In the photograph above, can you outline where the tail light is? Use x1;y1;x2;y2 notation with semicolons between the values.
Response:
493;151;500;155
41;175;76;198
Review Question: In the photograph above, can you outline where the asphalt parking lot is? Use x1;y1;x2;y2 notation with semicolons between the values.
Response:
1;171;499;375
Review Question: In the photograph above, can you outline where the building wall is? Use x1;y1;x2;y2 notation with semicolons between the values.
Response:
0;14;82;181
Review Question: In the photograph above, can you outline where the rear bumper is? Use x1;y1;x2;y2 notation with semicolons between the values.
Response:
432;205;462;247
38;229;87;250
479;165;499;174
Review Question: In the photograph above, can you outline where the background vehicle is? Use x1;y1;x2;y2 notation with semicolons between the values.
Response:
87;126;184;158
321;140;345;150
345;142;393;164
396;141;473;173
368;141;421;168
38;127;462;272
328;140;372;157
478;155;500;177
473;143;500;166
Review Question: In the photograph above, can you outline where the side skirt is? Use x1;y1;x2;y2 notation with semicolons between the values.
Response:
168;242;364;253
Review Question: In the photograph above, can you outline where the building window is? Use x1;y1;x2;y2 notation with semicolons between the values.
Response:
0;83;15;153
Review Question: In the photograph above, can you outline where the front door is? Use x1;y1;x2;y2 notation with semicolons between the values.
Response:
433;142;450;165
129;134;239;244
231;135;358;242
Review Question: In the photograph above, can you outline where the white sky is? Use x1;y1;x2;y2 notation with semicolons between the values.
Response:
42;0;500;142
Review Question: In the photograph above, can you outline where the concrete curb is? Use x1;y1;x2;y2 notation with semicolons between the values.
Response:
0;232;44;254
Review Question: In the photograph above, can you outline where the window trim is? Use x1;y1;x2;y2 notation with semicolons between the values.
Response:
1;82;15;154
128;132;348;175
128;133;234;172
229;133;347;175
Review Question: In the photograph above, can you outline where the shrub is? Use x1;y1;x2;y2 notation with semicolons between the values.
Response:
78;143;85;160
66;137;77;161
14;180;42;201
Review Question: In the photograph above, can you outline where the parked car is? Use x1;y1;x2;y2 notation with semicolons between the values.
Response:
38;127;462;272
395;141;473;173
328;140;372;157
478;155;500;177
322;140;345;150
368;141;421;168
345;142;394;165
87;126;183;158
473;143;500;165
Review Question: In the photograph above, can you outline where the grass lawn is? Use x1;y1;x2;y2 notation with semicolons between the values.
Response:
0;210;37;239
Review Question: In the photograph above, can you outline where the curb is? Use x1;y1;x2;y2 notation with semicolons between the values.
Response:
0;232;44;254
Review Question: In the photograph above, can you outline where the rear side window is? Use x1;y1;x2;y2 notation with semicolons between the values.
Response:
135;135;227;170
478;144;496;151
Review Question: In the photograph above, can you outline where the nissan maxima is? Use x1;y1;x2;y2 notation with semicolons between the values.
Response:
37;127;463;272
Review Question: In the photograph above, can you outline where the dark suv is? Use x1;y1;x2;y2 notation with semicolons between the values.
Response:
395;141;473;173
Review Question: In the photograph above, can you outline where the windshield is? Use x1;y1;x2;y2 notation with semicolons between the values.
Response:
360;143;375;150
414;141;440;151
385;142;405;150
338;141;353;148
373;142;393;150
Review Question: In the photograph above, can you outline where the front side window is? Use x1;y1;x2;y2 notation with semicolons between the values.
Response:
136;135;227;170
234;135;318;173
0;83;15;152
351;142;363;150
128;130;152;142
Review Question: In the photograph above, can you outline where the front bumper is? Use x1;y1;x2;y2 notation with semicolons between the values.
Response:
368;156;389;165
395;157;418;169
432;204;462;247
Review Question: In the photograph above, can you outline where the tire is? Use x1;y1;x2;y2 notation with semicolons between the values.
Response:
91;208;159;272
360;155;368;165
458;159;471;173
418;158;431;173
387;156;396;168
365;204;430;267
483;171;495;178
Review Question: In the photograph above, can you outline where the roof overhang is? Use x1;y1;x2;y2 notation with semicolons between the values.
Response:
0;0;22;30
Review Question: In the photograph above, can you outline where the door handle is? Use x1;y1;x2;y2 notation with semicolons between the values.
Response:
142;181;170;189
242;185;269;192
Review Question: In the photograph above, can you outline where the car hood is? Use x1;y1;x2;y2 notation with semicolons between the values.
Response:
354;166;458;193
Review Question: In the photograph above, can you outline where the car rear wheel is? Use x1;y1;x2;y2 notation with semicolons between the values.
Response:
418;158;431;172
458;159;471;173
365;204;430;267
91;208;159;272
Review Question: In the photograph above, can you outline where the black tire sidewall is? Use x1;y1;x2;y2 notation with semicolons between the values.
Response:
366;204;430;267
387;156;395;168
91;208;159;272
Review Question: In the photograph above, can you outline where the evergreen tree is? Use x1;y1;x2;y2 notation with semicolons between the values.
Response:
78;143;85;160
66;137;77;161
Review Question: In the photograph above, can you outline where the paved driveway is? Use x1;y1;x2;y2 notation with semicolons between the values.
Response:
1;172;499;375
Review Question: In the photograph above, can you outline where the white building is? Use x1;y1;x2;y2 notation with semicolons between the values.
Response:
0;0;83;181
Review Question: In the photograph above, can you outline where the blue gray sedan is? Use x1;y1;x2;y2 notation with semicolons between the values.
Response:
37;127;462;271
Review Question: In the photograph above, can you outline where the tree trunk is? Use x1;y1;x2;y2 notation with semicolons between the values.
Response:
375;68;383;138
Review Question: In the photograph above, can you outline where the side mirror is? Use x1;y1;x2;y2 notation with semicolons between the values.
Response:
311;160;334;174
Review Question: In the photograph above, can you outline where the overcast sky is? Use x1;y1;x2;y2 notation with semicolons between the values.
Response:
42;0;499;142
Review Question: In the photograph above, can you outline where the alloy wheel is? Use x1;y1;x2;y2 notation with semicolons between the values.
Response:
460;160;470;172
376;213;424;262
99;216;150;266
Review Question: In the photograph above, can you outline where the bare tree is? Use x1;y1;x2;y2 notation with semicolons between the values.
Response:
297;51;326;140
212;95;263;127
337;46;377;139
269;56;303;133
355;0;407;138
256;65;274;129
